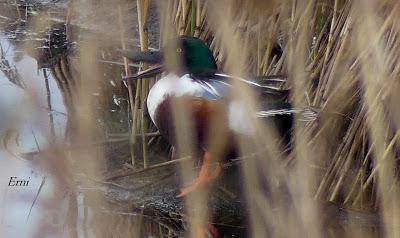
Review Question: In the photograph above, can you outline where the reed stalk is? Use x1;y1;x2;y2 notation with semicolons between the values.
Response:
43;68;56;138
136;0;150;168
118;4;137;167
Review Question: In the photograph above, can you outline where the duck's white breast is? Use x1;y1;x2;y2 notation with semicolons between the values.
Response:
147;73;230;124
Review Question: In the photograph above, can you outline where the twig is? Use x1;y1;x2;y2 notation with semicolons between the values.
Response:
106;156;191;181
26;176;46;222
43;68;55;138
106;131;161;138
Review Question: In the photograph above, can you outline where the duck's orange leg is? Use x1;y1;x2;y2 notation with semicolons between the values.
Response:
193;223;221;238
177;151;222;198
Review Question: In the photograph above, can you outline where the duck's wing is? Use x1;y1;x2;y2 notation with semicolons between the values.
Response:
209;73;317;137
189;74;232;100
194;73;317;119
212;73;289;102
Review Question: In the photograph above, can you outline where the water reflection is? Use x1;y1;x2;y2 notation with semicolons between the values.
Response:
0;2;68;237
0;1;161;237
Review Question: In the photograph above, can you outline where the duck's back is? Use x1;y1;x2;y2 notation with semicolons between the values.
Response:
147;73;295;151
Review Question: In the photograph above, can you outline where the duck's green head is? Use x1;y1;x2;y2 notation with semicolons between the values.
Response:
176;36;217;75
122;36;217;79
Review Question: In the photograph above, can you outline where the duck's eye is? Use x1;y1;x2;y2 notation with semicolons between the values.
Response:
177;48;183;53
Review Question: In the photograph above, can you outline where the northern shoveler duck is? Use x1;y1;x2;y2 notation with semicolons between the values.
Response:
122;36;307;197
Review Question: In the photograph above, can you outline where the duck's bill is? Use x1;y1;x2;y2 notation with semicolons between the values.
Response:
123;64;164;81
120;49;163;64
120;50;165;81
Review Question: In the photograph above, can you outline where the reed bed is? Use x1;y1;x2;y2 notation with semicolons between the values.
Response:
118;0;400;236
2;0;400;237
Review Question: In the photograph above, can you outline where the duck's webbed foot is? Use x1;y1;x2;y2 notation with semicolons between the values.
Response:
176;151;222;198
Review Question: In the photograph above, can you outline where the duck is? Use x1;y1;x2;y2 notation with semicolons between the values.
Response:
121;36;310;198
